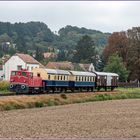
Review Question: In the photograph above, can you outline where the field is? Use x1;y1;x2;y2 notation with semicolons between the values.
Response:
0;99;139;138
0;88;140;111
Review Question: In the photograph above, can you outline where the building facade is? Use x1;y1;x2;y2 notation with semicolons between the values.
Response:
3;53;42;81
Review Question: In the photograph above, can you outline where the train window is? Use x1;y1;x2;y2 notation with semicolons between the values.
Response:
64;76;65;81
76;76;78;81
37;73;40;77
91;77;92;82
22;72;27;77
90;77;92;82
78;76;80;81
48;75;50;80
11;71;17;76
61;75;63;80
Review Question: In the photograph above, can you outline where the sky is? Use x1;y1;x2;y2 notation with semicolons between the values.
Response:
0;1;139;33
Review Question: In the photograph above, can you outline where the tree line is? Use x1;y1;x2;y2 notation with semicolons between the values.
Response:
103;27;140;81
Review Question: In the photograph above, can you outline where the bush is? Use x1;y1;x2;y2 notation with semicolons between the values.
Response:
35;101;44;107
0;80;10;91
47;100;55;106
60;94;67;99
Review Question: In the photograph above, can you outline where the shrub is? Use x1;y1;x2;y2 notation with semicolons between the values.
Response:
60;94;67;99
47;100;55;106
0;80;10;91
35;101;44;107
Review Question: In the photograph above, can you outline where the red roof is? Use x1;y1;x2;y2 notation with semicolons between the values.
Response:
46;61;74;70
16;53;39;64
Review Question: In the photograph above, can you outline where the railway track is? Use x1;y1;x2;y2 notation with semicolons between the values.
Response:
0;90;117;98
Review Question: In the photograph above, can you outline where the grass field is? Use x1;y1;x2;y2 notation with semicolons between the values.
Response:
0;87;139;111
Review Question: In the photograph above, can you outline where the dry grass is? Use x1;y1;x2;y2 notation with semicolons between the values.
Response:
0;88;139;111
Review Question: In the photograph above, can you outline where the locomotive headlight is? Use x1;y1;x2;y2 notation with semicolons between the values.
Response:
21;85;26;89
10;84;13;89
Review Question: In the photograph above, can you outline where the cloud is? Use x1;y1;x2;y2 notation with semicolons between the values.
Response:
0;1;139;33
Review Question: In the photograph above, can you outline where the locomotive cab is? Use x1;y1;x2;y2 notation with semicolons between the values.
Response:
10;70;31;93
10;69;42;94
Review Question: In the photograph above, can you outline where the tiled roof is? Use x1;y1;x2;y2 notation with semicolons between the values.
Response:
46;61;74;70
16;53;40;64
79;63;91;71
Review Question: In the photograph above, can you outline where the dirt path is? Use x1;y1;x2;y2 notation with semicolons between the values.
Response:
0;99;140;138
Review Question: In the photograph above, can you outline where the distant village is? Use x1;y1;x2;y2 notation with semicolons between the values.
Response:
0;52;95;81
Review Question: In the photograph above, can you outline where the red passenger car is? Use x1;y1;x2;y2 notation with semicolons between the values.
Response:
10;69;43;93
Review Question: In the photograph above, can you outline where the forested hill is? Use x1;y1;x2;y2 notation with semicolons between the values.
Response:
56;25;110;51
0;22;110;57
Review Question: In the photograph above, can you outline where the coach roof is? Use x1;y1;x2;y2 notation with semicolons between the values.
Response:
45;69;70;75
70;71;96;76
93;72;119;76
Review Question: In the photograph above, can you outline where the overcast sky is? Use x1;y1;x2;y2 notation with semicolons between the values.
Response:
0;1;139;33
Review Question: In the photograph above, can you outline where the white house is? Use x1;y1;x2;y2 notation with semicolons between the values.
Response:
3;53;44;81
0;65;4;80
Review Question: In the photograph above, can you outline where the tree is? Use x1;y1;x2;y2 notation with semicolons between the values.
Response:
73;35;96;63
103;32;128;63
104;54;129;82
34;44;43;61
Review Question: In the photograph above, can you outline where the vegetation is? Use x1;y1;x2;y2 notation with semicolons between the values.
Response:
0;21;140;81
0;80;10;91
0;88;139;111
73;35;96;63
0;22;109;62
104;54;129;82
103;28;140;81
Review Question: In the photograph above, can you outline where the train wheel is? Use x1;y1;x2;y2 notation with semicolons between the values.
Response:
111;87;114;91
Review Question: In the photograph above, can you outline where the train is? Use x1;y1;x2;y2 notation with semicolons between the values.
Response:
9;68;119;94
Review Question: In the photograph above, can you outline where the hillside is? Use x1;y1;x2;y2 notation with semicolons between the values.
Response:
0;22;110;58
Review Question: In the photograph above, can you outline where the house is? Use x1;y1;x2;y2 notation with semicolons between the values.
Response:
79;63;95;72
0;65;3;80
46;61;74;70
3;53;44;81
46;61;95;72
43;52;57;59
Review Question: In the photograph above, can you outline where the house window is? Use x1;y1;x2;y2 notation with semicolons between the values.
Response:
17;65;22;70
